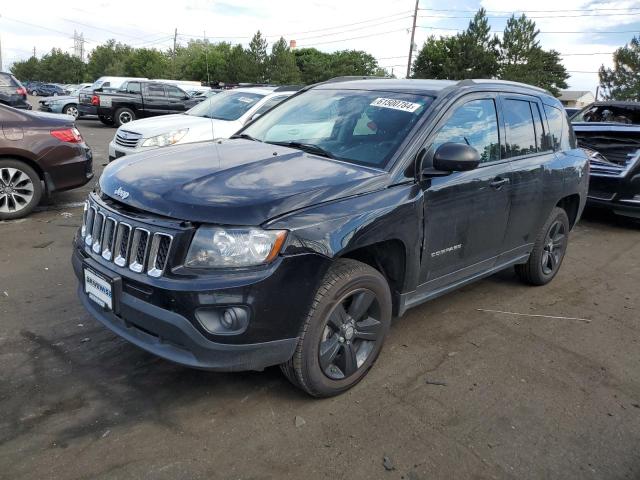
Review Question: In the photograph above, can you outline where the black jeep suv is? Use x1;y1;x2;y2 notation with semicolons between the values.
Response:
73;78;588;397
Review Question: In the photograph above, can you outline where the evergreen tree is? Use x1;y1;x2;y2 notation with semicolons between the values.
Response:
267;37;301;84
599;36;640;100
247;31;268;82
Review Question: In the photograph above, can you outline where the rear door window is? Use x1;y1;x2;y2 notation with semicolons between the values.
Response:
503;99;537;158
166;86;186;98
146;84;166;97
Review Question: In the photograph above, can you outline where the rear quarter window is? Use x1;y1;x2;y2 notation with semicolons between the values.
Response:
544;104;576;151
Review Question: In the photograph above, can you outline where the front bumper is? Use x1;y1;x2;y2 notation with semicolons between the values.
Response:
587;173;640;219
108;140;136;162
72;209;329;370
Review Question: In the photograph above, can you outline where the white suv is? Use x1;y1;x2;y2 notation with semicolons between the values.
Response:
108;87;297;161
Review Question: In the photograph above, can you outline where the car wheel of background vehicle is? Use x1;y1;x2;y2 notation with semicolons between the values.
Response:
63;104;79;119
0;160;43;220
31;90;37;96
280;259;392;397
516;207;570;286
98;115;115;126
114;108;135;127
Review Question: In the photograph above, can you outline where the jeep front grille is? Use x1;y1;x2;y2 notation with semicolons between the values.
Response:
80;199;173;277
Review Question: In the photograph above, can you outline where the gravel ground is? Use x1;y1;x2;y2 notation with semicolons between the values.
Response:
0;100;639;479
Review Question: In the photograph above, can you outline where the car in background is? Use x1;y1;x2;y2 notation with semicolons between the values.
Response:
185;89;221;107
78;76;148;118
30;83;67;97
572;101;640;219
38;84;93;119
0;104;93;219
0;72;31;110
108;86;296;161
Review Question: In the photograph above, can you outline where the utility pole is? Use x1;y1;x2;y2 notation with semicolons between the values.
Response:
0;33;3;72
204;30;210;86
33;46;36;58
406;0;419;78
173;28;178;79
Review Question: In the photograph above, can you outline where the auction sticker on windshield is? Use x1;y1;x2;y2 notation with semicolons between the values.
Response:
370;97;421;113
84;268;113;310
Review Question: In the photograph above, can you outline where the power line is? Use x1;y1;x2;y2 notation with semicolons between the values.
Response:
418;12;640;19
417;25;640;34
296;28;408;48
419;6;640;13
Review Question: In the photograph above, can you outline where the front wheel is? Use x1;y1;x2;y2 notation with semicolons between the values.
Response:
516;207;570;286
281;259;392;397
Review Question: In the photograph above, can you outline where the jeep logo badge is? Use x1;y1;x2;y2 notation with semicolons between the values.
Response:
114;187;130;200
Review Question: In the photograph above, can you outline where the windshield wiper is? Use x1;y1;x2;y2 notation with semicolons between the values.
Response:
269;141;335;159
230;133;261;142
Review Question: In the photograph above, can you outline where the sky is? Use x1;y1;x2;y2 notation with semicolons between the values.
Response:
1;0;639;93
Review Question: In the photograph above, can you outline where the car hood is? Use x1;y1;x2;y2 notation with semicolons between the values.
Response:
100;139;387;225
119;114;224;137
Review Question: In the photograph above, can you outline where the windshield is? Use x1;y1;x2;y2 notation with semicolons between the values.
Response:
186;91;265;121
573;104;640;124
241;89;433;168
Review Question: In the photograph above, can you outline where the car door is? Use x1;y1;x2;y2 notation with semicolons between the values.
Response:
142;83;170;117
497;95;554;261
418;93;512;290
165;85;190;113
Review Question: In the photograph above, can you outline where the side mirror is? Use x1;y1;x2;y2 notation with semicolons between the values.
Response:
432;142;480;172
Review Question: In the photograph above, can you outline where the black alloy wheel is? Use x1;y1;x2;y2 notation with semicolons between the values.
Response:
541;220;567;276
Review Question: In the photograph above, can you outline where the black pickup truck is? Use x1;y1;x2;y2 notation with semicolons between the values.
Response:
80;81;194;127
73;78;588;397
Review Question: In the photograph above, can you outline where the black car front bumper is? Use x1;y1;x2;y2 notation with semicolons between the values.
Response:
72;218;329;371
587;172;640;219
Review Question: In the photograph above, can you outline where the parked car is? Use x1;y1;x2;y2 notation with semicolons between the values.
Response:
38;84;93;119
107;87;296;161
0;72;31;110
0;104;93;219
80;80;194;127
73;78;587;396
78;76;148;118
572;101;640;219
30;83;67;97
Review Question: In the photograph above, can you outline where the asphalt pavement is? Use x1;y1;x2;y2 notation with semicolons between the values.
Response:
0;101;639;479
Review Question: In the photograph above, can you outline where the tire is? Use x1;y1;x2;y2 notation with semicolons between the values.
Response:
98;115;115;126
281;259;392;397
114;107;135;127
31;90;38;96
0;160;43;220
516;207;570;286
63;104;79;119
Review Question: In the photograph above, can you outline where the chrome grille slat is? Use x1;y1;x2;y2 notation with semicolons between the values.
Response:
129;228;150;273
92;212;106;253
80;198;175;278
114;223;132;267
147;233;173;277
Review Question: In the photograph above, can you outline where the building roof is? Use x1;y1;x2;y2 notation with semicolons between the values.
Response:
559;90;594;101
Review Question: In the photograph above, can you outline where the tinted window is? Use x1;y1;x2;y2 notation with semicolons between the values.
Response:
126;82;141;94
167;86;186;98
504;99;537;157
544;105;563;151
146;84;166;97
531;103;550;152
432;98;500;163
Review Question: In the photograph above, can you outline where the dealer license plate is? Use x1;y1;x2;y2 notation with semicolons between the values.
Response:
84;268;113;310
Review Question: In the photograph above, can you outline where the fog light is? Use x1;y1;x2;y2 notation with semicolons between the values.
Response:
195;306;250;335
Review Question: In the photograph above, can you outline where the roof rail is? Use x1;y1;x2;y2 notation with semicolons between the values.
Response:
322;75;391;84
457;78;550;94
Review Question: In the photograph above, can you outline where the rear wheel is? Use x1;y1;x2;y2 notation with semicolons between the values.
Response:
63;104;79;119
0;160;43;220
516;207;570;286
281;259;392;397
114;107;135;127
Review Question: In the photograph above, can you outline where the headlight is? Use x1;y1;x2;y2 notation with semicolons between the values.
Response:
140;129;188;148
185;227;287;268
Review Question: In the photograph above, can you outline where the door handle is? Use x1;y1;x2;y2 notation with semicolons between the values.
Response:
490;177;510;189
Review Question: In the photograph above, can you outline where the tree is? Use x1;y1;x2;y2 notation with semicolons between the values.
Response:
328;50;380;77
246;31;268;82
10;56;40;81
412;35;458;79
35;49;85;83
294;48;332;83
123;48;170;78
226;44;253;83
599;36;640;100
267;37;301;84
499;14;568;95
86;40;133;79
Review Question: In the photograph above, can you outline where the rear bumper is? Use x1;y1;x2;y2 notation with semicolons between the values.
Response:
44;145;94;192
